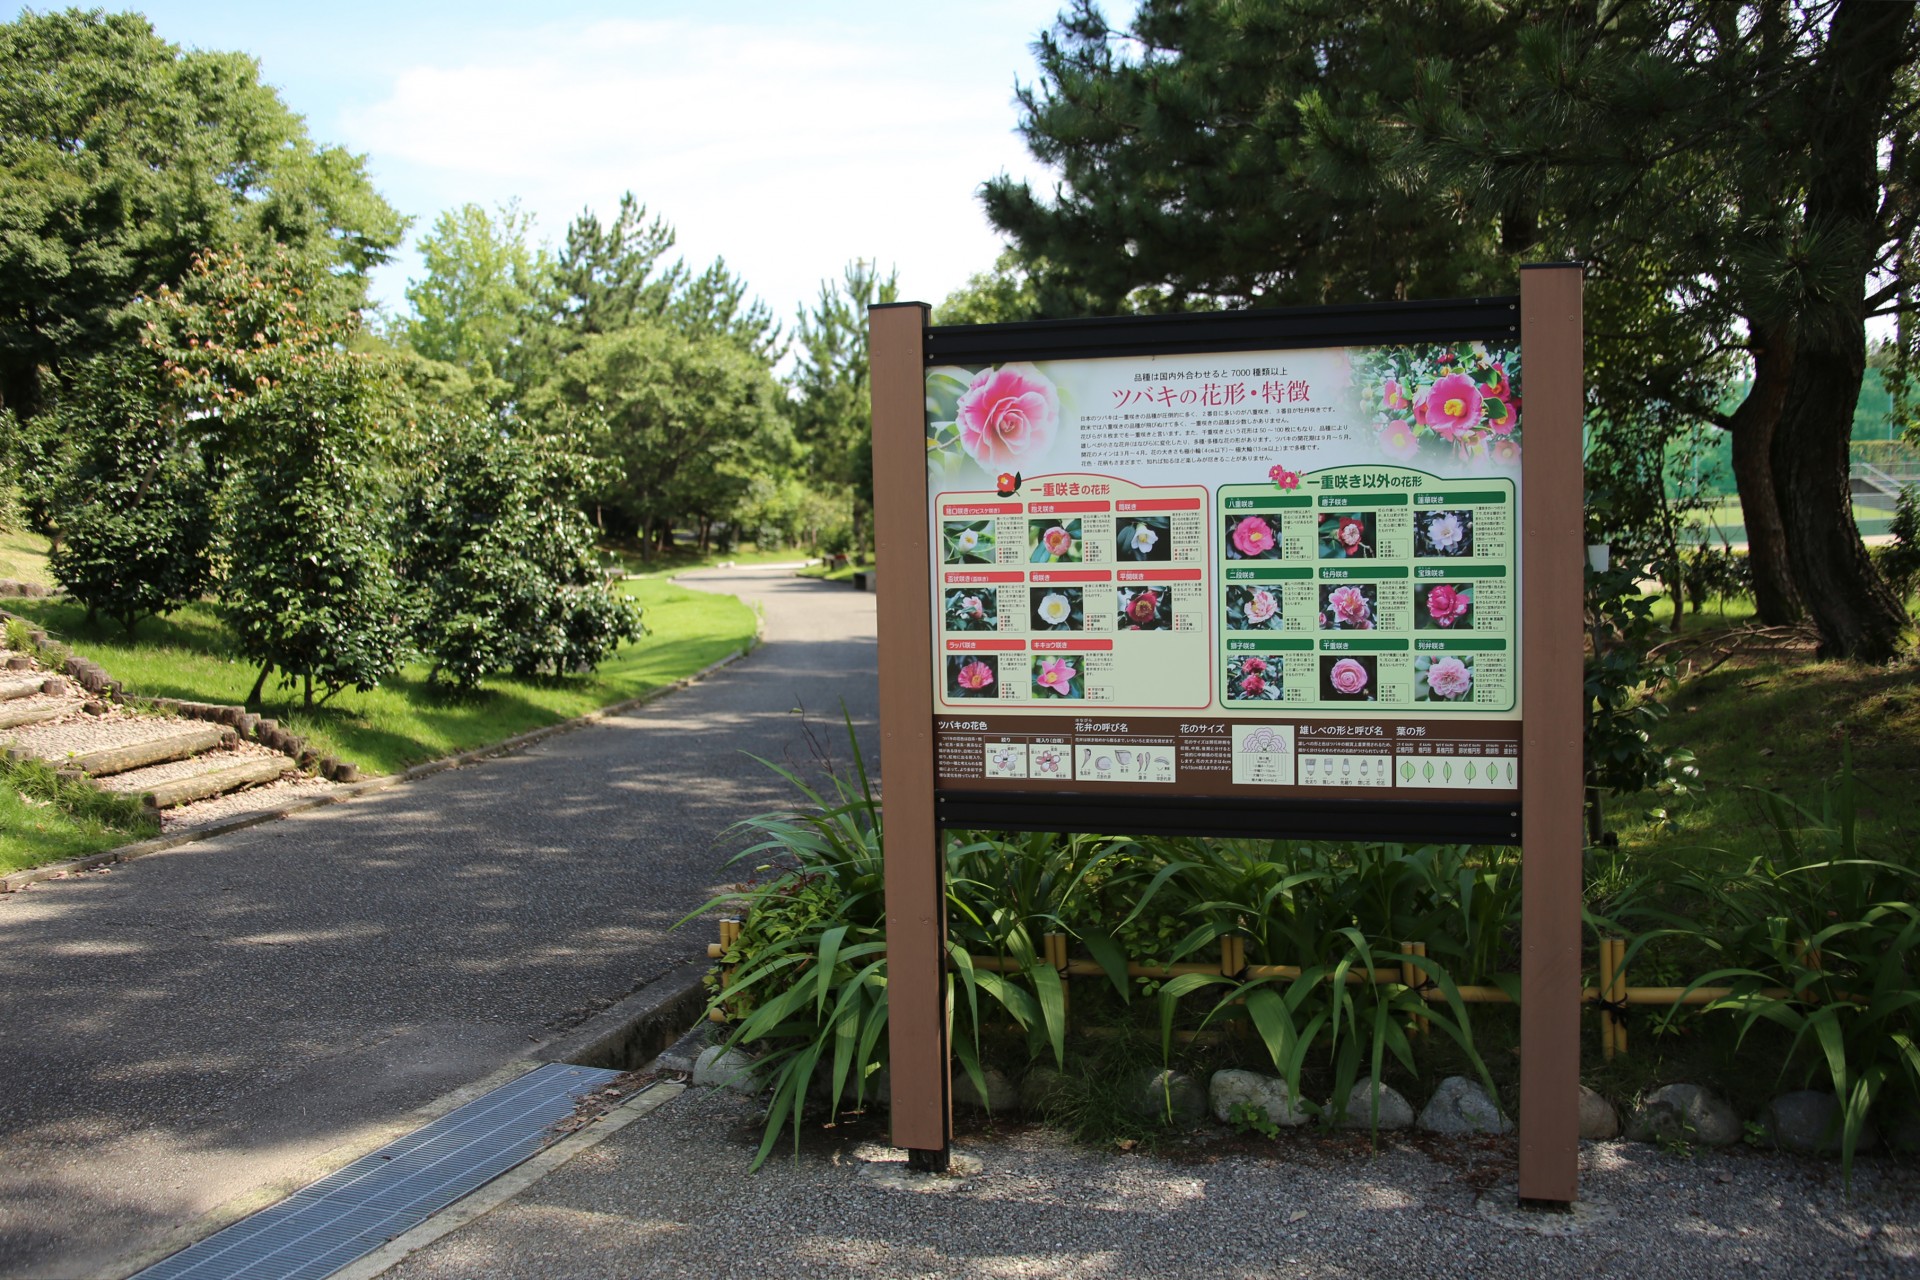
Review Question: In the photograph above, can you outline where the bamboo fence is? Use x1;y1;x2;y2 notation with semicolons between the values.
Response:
708;923;1795;1061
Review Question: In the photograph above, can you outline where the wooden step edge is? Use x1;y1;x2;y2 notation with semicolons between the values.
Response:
125;756;295;810
0;699;83;732
69;726;230;778
0;677;56;702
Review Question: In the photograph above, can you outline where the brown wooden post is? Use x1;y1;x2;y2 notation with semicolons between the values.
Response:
1518;263;1585;1204
868;301;951;1169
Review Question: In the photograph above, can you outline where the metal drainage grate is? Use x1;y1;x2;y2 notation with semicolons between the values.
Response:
133;1062;624;1280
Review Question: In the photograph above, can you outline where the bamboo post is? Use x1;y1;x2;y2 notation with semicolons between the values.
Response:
1608;939;1627;1057
1044;933;1071;1028
1220;935;1246;978
1400;942;1430;1038
1596;936;1618;1060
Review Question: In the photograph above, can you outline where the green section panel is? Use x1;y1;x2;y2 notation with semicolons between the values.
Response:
1319;495;1410;508
1318;566;1410;581
1224;566;1315;581
1414;638;1509;652
1225;638;1315;652
1414;490;1509;506
1318;638;1410;653
1222;496;1314;511
1413;564;1508;579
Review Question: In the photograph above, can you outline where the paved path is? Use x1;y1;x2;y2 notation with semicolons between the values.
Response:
0;568;878;1280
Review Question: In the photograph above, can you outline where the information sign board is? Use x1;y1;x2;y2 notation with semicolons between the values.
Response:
921;319;1526;841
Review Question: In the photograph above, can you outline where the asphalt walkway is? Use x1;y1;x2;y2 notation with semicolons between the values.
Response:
0;567;878;1280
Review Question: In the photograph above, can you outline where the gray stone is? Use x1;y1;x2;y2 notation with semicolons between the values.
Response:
1417;1075;1512;1135
1626;1083;1741;1147
691;1044;762;1094
1579;1086;1620;1140
953;1066;1019;1113
1020;1065;1070;1115
1209;1068;1309;1128
1129;1068;1208;1126
1338;1081;1414;1131
1760;1090;1877;1155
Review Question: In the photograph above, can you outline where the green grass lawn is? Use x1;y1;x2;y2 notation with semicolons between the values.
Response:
5;577;757;778
604;542;819;577
794;560;865;582
0;756;159;877
0;529;51;585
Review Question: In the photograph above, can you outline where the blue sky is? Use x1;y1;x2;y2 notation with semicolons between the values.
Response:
93;1;1126;326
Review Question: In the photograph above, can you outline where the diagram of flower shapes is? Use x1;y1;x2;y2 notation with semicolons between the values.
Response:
1328;585;1371;626
1427;657;1473;700
957;363;1059;470
1232;516;1275;556
1042;525;1074;558
1035;748;1062;773
1329;658;1369;696
1267;463;1300;489
1377;419;1420;461
1245;589;1279;624
1425;512;1465;552
955;660;994;690
1036;592;1073;626
1034;657;1077;694
1126;523;1159;555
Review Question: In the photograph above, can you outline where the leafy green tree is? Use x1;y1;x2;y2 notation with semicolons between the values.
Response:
791;260;898;552
397;413;642;689
401;202;549;406
934;251;1043;325
45;352;215;634
530;322;794;550
0;9;405;420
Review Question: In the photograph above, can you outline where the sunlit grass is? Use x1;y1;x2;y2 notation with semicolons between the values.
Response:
0;528;51;586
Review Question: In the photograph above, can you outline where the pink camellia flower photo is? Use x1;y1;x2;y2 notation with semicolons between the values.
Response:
1043;526;1073;557
1337;516;1368;556
1382;378;1409;411
1483;395;1514;434
1424;583;1471;628
1267;463;1300;489
1240;656;1267;675
1427;656;1474;700
1423;372;1485;441
954;658;995;693
1328;657;1370;698
1240;673;1267;697
1127;588;1161;627
1246;588;1279;624
1377;418;1421;461
1490;437;1522;467
1327;585;1372;628
956;362;1059;470
1230;515;1277;558
1033;656;1078;697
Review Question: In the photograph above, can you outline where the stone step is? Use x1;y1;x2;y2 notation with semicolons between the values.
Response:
0;676;59;701
66;725;229;778
0;699;82;731
101;753;293;809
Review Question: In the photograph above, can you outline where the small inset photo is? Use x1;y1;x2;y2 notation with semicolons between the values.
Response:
1117;584;1172;630
944;587;999;632
1116;515;1172;561
1414;509;1474;558
1030;587;1085;631
1224;513;1282;560
1318;583;1377;630
1415;582;1474;629
1225;584;1284;631
1415;653;1475;702
1028;518;1083;563
946;654;998;698
942;520;995;564
1031;654;1083;699
1226;654;1282;701
1318;512;1376;559
1319;654;1377;701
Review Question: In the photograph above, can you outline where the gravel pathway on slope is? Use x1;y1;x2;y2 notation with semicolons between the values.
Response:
380;1087;1920;1280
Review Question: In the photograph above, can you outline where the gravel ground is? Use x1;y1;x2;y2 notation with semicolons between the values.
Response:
3;705;204;759
380;1087;1920;1280
158;772;338;831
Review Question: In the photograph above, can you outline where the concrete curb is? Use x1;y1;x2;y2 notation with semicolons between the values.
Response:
535;963;712;1070
1;644;754;893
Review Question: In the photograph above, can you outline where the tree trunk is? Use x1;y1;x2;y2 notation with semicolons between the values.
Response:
1725;327;1802;624
1771;0;1914;663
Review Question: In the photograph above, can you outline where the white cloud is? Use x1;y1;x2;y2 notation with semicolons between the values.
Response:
345;14;1058;324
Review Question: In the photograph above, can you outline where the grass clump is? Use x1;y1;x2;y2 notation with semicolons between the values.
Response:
0;754;158;875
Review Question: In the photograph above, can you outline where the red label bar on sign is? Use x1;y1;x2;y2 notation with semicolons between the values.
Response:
1027;501;1111;514
942;502;1022;516
945;639;1026;652
1029;570;1112;584
1117;569;1205;582
1116;498;1203;512
1033;638;1112;652
944;571;1025;584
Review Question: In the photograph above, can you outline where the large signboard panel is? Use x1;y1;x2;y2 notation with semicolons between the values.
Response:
925;340;1524;808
